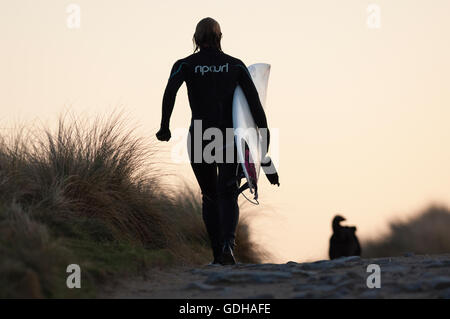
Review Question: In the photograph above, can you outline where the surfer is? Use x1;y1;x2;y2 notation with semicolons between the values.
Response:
156;17;279;265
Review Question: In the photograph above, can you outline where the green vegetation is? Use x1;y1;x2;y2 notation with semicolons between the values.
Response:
0;114;263;298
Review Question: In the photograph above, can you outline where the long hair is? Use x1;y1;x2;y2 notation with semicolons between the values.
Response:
193;17;222;52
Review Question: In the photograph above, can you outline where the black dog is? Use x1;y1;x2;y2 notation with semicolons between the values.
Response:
329;215;361;259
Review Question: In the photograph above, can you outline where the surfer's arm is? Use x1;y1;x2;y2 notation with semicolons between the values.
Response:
160;60;186;130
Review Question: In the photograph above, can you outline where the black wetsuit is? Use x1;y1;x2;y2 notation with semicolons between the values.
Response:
160;47;269;260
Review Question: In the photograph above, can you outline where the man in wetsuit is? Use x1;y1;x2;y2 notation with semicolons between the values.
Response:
156;17;279;265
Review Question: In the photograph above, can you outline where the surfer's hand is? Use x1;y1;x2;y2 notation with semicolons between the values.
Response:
156;127;171;141
266;172;280;186
262;156;280;186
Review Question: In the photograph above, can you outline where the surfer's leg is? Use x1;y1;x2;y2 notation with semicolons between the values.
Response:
188;127;222;262
217;162;240;254
190;162;221;262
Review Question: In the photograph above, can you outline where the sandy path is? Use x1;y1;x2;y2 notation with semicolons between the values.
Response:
102;254;450;299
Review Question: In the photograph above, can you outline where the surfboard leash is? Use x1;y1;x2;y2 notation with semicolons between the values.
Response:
234;163;260;205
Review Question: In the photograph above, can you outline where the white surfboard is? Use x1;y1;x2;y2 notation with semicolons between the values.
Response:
232;63;271;199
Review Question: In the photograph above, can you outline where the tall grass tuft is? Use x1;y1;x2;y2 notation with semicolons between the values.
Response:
0;113;265;298
362;205;450;258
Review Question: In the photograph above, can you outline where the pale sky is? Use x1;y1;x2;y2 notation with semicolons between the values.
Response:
1;0;450;262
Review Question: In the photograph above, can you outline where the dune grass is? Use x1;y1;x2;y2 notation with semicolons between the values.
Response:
0;114;264;298
362;205;450;258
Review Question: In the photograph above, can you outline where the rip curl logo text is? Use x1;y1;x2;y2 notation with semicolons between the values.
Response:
195;63;229;76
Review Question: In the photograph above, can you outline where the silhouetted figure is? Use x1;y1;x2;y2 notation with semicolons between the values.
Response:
329;215;361;259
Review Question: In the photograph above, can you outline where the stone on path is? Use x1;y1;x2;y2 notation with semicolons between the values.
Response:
205;271;292;284
185;282;223;291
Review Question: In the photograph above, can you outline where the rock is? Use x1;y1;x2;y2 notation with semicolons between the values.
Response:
247;294;275;299
438;288;450;299
254;264;292;272
185;282;223;291
250;263;279;268
360;289;380;299
380;264;410;274
328;287;352;299
421;272;437;278
346;271;363;279
424;260;450;268
234;263;291;272
421;258;438;265
428;277;450;290
286;261;300;266
293;284;335;294
371;258;393;265
298;257;360;272
292;284;316;292
292;291;312;299
336;280;355;289
400;282;424;293
205;271;292;284
291;269;316;277
218;287;234;296
191;268;216;275
299;259;347;271
233;264;257;269
319;273;349;285
335;256;361;263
